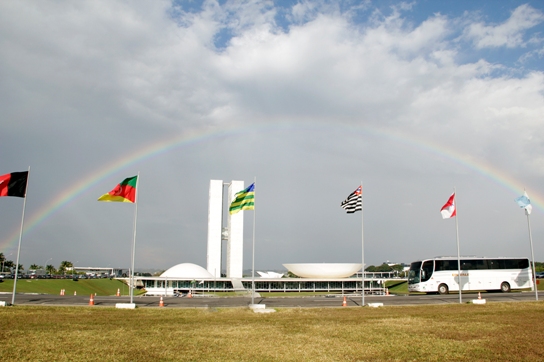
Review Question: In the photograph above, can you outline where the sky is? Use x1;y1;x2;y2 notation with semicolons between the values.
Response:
1;0;544;273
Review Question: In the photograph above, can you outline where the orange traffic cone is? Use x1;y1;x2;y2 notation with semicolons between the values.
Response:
116;288;120;297
89;294;94;306
342;296;347;307
159;296;164;307
386;288;389;296
478;292;481;300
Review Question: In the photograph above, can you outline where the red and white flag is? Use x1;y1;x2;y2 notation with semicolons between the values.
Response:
440;193;456;219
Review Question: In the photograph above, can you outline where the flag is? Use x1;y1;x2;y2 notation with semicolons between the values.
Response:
341;185;362;213
229;183;255;214
0;171;28;198
440;193;456;219
98;176;138;203
515;191;532;215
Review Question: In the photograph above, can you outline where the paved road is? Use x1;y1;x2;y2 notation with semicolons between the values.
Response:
1;291;540;308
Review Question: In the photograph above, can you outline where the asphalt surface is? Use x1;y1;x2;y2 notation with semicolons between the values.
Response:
0;291;540;308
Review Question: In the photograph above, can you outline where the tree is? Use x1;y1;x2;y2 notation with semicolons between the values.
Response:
285;271;300;278
58;261;73;275
46;264;56;275
365;263;394;273
3;260;14;272
30;264;39;270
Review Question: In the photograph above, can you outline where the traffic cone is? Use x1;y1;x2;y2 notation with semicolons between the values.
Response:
116;288;120;297
187;292;193;298
89;294;94;306
159;296;164;307
478;292;481;300
342;296;347;307
386;288;389;296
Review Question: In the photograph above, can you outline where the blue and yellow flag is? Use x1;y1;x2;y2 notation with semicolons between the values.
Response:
229;183;255;214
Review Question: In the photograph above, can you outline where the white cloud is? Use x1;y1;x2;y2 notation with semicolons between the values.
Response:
464;4;544;49
1;1;544;270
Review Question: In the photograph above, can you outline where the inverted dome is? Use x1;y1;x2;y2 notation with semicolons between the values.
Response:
283;263;362;278
160;263;214;279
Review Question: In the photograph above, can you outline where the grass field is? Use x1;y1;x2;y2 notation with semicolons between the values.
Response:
1;302;543;361
0;278;144;296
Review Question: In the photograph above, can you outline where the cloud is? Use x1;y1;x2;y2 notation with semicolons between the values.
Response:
464;4;544;49
0;1;543;270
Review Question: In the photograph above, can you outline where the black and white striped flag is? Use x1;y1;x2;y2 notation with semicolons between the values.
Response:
341;185;362;213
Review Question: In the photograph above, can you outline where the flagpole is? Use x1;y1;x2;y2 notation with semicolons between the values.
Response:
454;187;462;304
361;182;365;307
525;207;538;301
129;172;140;305
251;177;257;306
11;166;30;306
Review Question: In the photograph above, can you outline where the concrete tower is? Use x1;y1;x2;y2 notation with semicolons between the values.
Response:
206;180;244;278
227;180;244;278
206;180;223;278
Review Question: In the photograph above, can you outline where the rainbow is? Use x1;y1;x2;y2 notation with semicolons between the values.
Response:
1;122;541;251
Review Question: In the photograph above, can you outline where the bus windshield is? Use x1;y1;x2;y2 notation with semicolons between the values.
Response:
408;261;422;284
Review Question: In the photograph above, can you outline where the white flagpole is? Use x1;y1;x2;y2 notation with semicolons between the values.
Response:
129;172;140;304
361;182;365;307
11;166;30;306
525;205;538;301
454;187;462;304
251;177;256;306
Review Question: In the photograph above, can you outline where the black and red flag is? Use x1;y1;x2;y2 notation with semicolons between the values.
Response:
0;171;28;198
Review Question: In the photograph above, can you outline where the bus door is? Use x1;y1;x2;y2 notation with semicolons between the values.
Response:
420;260;434;290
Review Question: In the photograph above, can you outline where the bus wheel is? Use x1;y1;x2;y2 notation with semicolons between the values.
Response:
500;282;511;293
438;284;449;295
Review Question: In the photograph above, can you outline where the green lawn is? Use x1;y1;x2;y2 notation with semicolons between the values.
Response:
1;302;544;361
0;278;143;296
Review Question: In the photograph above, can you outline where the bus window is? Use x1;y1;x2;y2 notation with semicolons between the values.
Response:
488;260;500;269
436;260;458;271
421;260;433;282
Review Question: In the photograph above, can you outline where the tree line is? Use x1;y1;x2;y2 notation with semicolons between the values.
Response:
0;253;75;275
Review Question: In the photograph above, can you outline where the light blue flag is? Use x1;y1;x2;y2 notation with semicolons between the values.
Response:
515;191;532;215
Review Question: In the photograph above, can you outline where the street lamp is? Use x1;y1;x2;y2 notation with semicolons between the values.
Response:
44;258;52;276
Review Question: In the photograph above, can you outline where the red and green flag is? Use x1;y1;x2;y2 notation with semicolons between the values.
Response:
98;176;138;203
0;171;28;198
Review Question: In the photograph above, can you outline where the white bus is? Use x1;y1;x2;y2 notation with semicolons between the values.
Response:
408;257;533;294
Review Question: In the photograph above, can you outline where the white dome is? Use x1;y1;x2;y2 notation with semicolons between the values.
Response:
283;263;362;278
160;263;214;279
